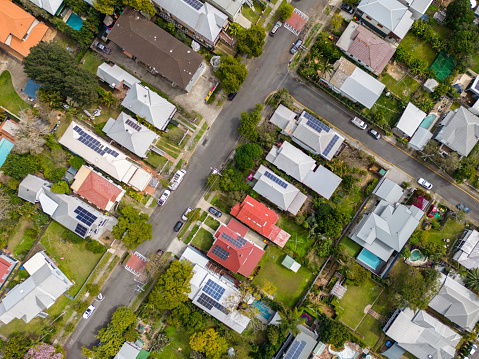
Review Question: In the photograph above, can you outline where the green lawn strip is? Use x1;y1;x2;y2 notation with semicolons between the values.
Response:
371;290;395;317
158;137;183;153
367;93;403;128
204;216;220;231
81;51;103;74
146;152;168;168
242;6;260;23
40;222;104;296
174;159;184;172
192;228;214;251
421;219;465;247
279;216;314;258
356;315;382;348
199;210;208;222
141;194;151;205
264;6;272;18
210;195;219;206
400;32;437;67
0;71;29;115
179;134;191;149
266;22;273;32
253;246;313;307
175;118;196;131
380;73;420;101
193;122;208;145
164;326;192;358
178;219;193;240
0;316;45;339
155;142;180;158
185;224;200;244
338;279;383;329
340;237;362;257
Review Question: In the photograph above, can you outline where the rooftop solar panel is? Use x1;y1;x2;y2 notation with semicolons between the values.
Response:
221;232;247;249
74;206;98;226
125;119;142;132
75;223;87;237
203;279;226;300
73;125;119;158
183;0;203;10
303;112;331;133
284;340;307;359
196;293;229;314
211;245;230;261
264;171;288;189
322;134;340;157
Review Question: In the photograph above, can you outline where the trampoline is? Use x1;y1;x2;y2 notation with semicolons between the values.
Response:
430;52;455;82
301;313;312;324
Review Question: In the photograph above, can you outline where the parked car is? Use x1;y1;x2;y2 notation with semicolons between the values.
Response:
417;178;433;189
270;20;282;36
95;42;111;54
208;207;222;218
368;128;381;140
290;39;303;54
340;4;355;13
83;305;95;319
157;190;171;206
428;205;438;218
470;344;478;355
173;221;183;232
457;203;471;213
228;92;238;101
182;207;192;221
351;116;367;130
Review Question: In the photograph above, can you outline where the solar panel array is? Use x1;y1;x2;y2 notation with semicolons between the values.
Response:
221;232;247;249
197;293;229;314
182;0;203;10
322;134;340;157
264;171;288;189
211;245;230;261
73;125;119;157
284;340;307;359
125;119;142;132
75;223;88;237
203;279;226;300
303;112;330;133
74;206;98;226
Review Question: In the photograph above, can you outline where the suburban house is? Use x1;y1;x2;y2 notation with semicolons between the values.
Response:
395;102;426;138
0;251;73;324
59;122;154;192
206;0;243;21
429;272;479;332
121;83;176;131
207;219;264;277
273;325;318;359
0;254;18;290
108;8;205;92
336;22;396;75
349;178;424;277
408;127;433;151
399;0;434;20
113;341;149;359
321;57;385;109
435;106;479;157
270;106;345;160
252;165;307;216
153;0;229;48
70;165;125;212
230;195;291;247
180;246;251;333
266;141;342;199
382;308;461;359
453;229;479;269
96;63;140;91
27;0;63;15
0;0;53;59
356;0;415;40
18;175;116;239
103;112;159;158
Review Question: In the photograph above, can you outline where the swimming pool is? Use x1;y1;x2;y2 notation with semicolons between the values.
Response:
420;114;437;129
410;249;426;262
66;13;83;30
252;301;272;321
357;249;382;270
0;137;14;168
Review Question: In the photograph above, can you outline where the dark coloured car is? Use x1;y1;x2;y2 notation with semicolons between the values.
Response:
368;128;381;140
457;203;471;213
340;4;355;14
173;221;183;232
290;39;303;54
208;207;222;218
228;92;238;101
96;42;111;54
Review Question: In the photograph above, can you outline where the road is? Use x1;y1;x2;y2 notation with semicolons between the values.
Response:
65;0;479;355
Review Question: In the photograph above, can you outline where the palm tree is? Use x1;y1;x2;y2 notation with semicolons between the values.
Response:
465;268;479;292
278;306;307;336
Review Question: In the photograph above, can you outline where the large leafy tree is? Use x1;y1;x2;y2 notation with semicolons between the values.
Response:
465;268;479;292
148;260;194;310
1;154;39;180
446;0;474;29
277;3;294;21
234;143;263;170
23;43;98;106
277;306;306;336
219;167;249;192
237;25;266;58
238;103;263;141
317;315;350;349
168;303;207;333
216;56;248;94
111;206;152;249
0;334;34;359
93;0;155;15
448;25;479;58
189;329;228;359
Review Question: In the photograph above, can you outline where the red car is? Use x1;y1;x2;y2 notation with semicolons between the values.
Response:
428;205;438;218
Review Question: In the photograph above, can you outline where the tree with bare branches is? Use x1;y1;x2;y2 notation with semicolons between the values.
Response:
11;110;49;155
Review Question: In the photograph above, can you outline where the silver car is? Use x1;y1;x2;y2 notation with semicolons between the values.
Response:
83;305;95;319
417;178;433;189
157;190;171;206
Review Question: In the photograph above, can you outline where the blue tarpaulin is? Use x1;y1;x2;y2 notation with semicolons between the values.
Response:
24;80;41;99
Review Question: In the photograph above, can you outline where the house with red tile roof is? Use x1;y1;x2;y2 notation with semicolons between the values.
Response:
207;219;264;277
230;196;291;248
71;166;125;212
0;254;17;289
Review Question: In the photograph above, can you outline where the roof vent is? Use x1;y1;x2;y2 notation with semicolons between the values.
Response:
227;246;230;249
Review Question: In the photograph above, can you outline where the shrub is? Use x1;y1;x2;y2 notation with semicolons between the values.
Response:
51;181;71;194
44;167;66;182
65;323;75;334
86;240;105;254
86;283;100;296
1;154;39;180
66;230;85;244
68;155;86;170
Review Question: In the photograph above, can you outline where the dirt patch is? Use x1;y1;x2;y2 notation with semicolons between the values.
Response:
386;63;407;81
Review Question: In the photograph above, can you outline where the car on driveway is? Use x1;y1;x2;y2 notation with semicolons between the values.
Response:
428;205;438;218
173;221;183;232
417;178;433;189
290;39;303;54
83;305;95;319
208;207;222;218
95;42;111;54
340;4;355;13
182;207;192;221
368;128;381;140
157;190;171;206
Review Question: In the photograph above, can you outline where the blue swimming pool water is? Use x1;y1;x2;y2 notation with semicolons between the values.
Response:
357;249;382;270
0;138;14;168
66;13;83;30
420;114;437;129
252;301;272;320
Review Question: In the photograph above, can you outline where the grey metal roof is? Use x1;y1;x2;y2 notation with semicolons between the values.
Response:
96;63;140;89
153;0;228;43
339;66;385;109
121;83;176;131
454;230;479;270
384;308;461;359
372;177;403;203
409;0;433;16
409;127;433;151
103;112;158;158
269;104;297;130
266;142;316;182
283;326;318;359
114;342;141;359
18;174;51;204
358;0;413;37
206;0;243;20
435;107;479;157
303;165;342;200
27;0;62;15
396;103;426;137
429;273;479;331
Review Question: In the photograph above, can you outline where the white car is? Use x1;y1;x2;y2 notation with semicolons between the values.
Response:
157;190;171;206
182;207;192;221
470;344;478;355
417;178;433;190
83;305;95;319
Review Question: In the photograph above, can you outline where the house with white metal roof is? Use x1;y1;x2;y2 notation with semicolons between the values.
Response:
121;83;176;131
453;229;479;270
103;112;159;158
97;63;140;91
400;0;434;20
0;251;73;324
206;0;243;21
27;0;63;15
382;308;461;359
395;102;427;137
408;127;433;151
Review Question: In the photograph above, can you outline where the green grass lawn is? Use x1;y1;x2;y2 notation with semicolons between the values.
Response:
421;219;465;247
279;216;315;258
242;6;260;24
253;246;313;307
0;317;45;339
380;73;420;101
192;228;215;252
340;237;361;257
204;216;220;231
163;326;191;358
400;32;437;67
156;140;181;158
40;222;104;296
0;71;28;115
367;93;404;128
338;278;383;329
81;51;103;74
372;290;395;317
356;315;383;348
146;152;168;169
185;224;200;244
8;218;35;256
471;52;479;73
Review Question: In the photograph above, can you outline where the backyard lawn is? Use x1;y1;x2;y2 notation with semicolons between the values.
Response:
253;246;313;307
340;237;361;257
471;53;479;73
421;218;465;247
146;152;168;169
367;93;404;128
380;73;420;101
356;315;383;348
400;33;437;67
163;326;192;358
279;216;315;258
204;216;220;231
0;317;45;339
81;51;103;74
192;228;214;252
40;222;104;296
0;71;28;115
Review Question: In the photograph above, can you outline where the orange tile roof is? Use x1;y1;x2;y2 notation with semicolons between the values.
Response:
77;170;123;211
